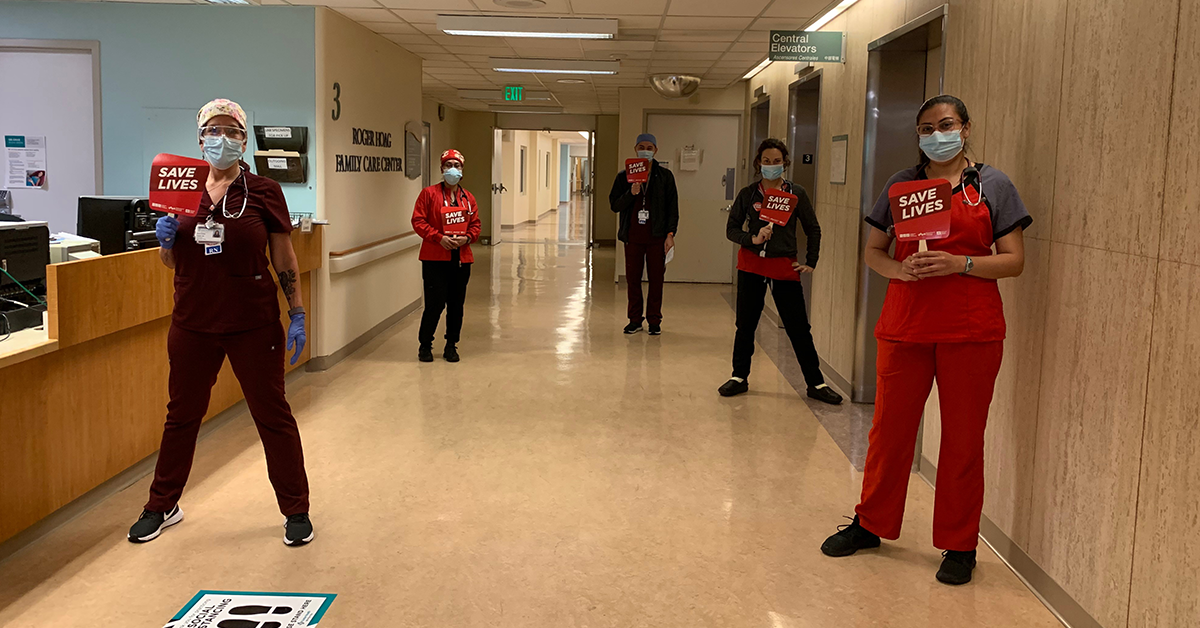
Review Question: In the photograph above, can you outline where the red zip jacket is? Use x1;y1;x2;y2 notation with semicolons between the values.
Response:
411;182;482;262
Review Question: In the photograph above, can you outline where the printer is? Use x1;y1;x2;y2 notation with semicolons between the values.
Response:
50;233;102;263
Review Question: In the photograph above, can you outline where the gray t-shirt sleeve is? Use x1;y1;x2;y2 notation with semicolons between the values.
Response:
980;165;1033;238
865;167;921;233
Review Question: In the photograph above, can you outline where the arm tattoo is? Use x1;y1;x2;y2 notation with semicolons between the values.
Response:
278;269;297;301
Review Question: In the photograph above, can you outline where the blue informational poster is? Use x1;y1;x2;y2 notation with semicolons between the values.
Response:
164;591;337;628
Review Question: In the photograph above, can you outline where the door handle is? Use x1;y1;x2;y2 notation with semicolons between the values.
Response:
720;205;732;213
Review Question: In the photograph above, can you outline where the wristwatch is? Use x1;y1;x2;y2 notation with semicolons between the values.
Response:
962;256;974;275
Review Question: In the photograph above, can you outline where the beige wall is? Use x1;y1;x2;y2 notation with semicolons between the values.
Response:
314;9;424;356
422;97;459;183
455;112;496;242
593;115;620;244
748;0;1200;626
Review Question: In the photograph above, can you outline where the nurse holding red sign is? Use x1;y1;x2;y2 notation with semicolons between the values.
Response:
717;139;842;406
821;96;1032;586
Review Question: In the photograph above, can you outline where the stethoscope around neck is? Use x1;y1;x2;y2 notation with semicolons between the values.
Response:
208;166;249;222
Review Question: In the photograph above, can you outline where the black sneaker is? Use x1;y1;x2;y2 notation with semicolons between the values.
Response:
284;513;314;546
444;344;460;363
623;322;642;334
936;550;977;585
807;384;843;405
418;345;433;362
648;323;662;336
821;515;881;557
718;378;749;397
128;505;184;543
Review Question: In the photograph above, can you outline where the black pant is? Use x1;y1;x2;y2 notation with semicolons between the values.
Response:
732;270;826;387
420;260;472;346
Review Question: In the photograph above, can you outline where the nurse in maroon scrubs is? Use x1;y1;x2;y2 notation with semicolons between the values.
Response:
128;99;314;547
821;95;1031;585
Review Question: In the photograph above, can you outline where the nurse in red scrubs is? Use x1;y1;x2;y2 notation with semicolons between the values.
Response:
129;99;314;547
821;95;1031;585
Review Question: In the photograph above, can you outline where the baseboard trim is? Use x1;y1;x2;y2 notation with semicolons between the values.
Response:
818;357;853;398
0;367;308;566
917;456;1101;628
592;239;616;247
308;297;421;372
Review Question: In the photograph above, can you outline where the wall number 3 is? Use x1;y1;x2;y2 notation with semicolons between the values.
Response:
332;82;341;121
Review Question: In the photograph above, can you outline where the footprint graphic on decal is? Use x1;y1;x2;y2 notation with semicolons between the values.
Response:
229;605;294;616
216;621;281;628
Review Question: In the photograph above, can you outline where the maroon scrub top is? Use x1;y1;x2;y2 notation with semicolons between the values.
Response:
171;165;293;334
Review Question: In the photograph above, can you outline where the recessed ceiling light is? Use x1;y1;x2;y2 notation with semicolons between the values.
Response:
807;0;861;31
491;58;619;75
438;15;617;39
557;78;588;84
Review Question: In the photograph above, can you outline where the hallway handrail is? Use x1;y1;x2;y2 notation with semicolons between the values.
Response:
329;231;416;257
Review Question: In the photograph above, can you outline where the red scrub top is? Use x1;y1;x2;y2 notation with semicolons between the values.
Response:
865;163;1031;343
172;165;294;334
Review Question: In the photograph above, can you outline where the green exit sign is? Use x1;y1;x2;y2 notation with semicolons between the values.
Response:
504;86;524;102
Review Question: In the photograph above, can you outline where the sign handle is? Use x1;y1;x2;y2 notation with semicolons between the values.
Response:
918;239;928;253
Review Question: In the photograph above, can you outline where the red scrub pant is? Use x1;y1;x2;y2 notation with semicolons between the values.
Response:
855;339;1003;551
146;323;310;516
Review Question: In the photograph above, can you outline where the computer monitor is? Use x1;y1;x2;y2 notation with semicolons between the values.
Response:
0;221;50;290
77;196;158;255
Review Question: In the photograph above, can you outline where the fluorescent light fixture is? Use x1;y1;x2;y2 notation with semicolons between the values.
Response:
438;15;617;39
488;105;566;114
458;89;553;101
806;0;860;32
742;57;772;80
204;0;258;4
491;58;619;75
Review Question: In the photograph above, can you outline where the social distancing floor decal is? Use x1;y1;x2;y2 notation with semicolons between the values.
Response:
164;591;336;628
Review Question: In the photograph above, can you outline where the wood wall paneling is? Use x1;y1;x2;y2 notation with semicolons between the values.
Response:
1157;0;1200;264
1027;242;1156;627
1127;260;1200;628
983;237;1051;547
1050;0;1177;257
983;0;1068;241
943;0;995;161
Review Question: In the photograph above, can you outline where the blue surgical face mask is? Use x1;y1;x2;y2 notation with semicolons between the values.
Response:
202;135;244;170
760;164;785;181
919;129;964;163
443;167;463;186
636;150;655;160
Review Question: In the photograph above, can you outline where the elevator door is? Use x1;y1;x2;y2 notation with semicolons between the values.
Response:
788;72;822;316
851;8;946;402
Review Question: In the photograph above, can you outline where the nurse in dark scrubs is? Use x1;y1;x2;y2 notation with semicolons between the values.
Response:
821;95;1031;585
129;99;314;547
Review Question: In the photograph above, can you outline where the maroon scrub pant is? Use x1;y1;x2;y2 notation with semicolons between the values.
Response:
624;240;666;325
146;323;310;516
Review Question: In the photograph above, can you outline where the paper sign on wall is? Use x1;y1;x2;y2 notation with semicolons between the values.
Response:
164;591;336;628
625;158;650;184
149;154;210;217
5;135;48;189
759;188;798;226
442;206;469;236
679;146;700;172
888;178;953;242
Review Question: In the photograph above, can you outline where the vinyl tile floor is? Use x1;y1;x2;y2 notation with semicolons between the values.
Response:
0;242;1063;627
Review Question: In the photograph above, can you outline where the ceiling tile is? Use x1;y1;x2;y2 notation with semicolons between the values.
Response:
389;9;443;23
720;51;771;62
571;0;667;17
615;15;663;29
763;0;828;19
475;0;575;12
654;41;730;52
361;21;420;34
581;39;656;52
403;44;450;54
334;8;399;22
653;51;722;60
748;17;807;31
385;33;436;45
728;40;768;52
662;16;752;30
288;0;378;7
659;30;739;42
377;0;478;10
666;0;770;16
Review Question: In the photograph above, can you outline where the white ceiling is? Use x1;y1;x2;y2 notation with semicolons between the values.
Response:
12;0;833;115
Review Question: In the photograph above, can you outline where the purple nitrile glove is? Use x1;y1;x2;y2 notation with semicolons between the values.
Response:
155;215;179;250
286;312;306;365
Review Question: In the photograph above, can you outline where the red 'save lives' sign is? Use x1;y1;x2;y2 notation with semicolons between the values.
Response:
888;178;953;242
149;154;210;217
442;206;469;236
625;158;650;184
759;188;798;226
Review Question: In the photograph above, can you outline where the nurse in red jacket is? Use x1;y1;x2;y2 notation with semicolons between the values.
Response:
130;99;313;547
821;95;1031;585
411;149;481;363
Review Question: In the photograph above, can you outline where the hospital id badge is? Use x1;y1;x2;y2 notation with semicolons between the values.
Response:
637;208;650;225
194;221;225;245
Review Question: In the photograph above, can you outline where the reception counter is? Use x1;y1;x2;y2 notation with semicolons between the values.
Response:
0;227;323;546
